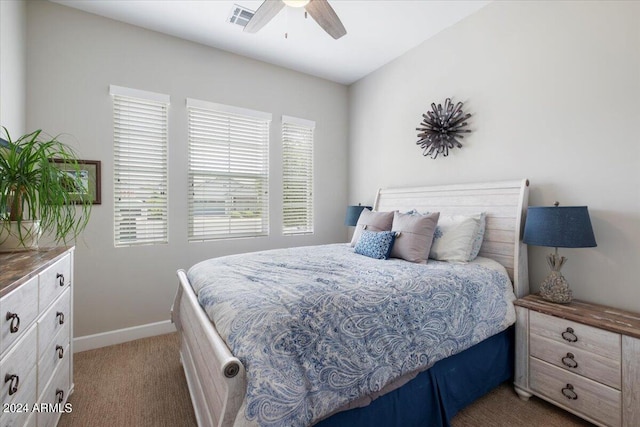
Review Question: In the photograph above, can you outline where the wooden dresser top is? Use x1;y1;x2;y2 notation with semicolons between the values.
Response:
0;247;71;297
515;294;640;340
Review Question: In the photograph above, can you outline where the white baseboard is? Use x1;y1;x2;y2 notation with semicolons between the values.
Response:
73;319;176;353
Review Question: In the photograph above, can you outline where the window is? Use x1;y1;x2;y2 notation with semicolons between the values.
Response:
187;98;271;241
282;115;314;235
110;85;169;247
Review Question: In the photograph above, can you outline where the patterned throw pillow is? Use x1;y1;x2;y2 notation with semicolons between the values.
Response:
354;230;397;260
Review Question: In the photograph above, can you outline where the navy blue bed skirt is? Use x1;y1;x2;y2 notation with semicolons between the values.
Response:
316;326;514;427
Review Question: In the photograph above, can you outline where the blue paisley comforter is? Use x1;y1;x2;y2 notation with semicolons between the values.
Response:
188;244;516;427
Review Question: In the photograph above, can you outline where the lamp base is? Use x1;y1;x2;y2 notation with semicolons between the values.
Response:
539;271;572;304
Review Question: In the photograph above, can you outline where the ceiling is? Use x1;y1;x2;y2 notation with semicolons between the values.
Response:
52;0;490;85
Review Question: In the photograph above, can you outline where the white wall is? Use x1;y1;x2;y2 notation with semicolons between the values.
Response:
349;1;640;312
26;1;348;337
0;0;26;136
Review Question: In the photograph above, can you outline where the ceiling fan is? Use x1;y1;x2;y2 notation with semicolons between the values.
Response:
244;0;347;40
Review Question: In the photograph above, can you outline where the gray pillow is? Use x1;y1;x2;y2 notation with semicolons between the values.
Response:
390;211;440;263
350;209;395;247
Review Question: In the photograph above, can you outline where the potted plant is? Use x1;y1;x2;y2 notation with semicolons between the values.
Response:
0;128;91;252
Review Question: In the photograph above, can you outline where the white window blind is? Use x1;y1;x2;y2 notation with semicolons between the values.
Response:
187;98;271;241
111;85;169;247
282;115;314;235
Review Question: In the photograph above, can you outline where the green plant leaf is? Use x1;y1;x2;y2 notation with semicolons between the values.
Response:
0;127;92;248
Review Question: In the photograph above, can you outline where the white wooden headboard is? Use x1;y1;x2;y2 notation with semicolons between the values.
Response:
373;179;530;298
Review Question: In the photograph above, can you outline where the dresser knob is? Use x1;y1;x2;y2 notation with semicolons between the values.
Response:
56;389;64;404
56;345;64;359
561;327;578;343
5;312;20;333
561;352;579;368
561;384;578;400
4;374;19;396
56;273;65;287
56;311;65;325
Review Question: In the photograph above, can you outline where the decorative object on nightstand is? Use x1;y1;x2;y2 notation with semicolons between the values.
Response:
416;98;472;159
344;204;371;227
523;202;596;304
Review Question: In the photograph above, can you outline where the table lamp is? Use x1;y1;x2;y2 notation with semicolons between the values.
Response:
523;202;597;303
345;204;371;227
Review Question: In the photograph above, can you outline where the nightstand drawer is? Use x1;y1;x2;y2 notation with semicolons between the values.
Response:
530;310;620;361
531;334;621;389
530;357;621;427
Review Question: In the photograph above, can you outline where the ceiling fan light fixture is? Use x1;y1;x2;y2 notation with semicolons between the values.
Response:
283;0;310;8
245;0;346;40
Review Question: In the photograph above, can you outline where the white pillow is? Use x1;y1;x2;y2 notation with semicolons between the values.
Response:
469;212;487;260
429;213;486;262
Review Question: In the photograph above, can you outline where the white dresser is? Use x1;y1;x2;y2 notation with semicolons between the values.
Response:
0;247;74;427
514;294;640;427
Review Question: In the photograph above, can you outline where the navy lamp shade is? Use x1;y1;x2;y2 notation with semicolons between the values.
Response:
345;205;371;226
523;204;596;304
523;206;597;249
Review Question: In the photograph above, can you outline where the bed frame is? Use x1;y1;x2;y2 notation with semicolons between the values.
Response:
172;178;530;427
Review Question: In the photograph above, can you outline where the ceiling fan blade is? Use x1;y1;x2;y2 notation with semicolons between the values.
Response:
244;0;285;33
305;0;346;40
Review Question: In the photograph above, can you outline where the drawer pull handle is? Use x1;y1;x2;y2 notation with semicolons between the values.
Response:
561;327;578;343
5;312;20;333
4;374;19;396
562;352;579;369
56;389;64;404
56;273;65;287
562;384;578;400
56;311;65;325
56;345;64;359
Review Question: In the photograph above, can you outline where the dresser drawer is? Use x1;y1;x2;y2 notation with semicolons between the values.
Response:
0;276;38;356
38;288;70;364
0;325;37;406
0;399;36;427
531;334;621;389
38;325;70;397
530;310;620;362
38;254;71;313
37;360;70;427
530;357;621;427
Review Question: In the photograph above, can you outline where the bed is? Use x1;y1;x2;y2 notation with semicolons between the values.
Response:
172;179;530;427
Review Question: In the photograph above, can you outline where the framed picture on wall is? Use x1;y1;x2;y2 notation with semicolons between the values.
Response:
51;159;102;205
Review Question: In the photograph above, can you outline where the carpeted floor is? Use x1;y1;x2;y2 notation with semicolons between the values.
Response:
59;333;593;427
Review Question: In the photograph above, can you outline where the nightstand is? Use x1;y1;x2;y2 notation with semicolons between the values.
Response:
513;294;640;427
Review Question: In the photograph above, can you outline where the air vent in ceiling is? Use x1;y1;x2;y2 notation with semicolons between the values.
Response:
228;5;255;27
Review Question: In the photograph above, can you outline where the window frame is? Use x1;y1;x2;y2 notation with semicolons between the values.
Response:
110;85;170;247
187;98;272;242
282;115;315;236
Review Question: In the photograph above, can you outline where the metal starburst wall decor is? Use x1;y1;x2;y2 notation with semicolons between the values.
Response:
416;98;472;159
